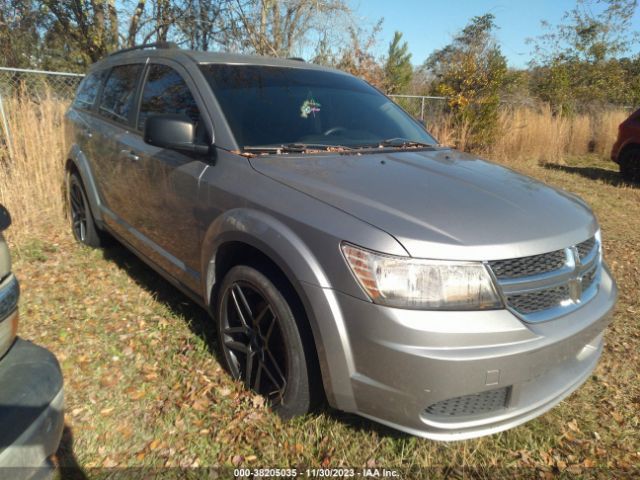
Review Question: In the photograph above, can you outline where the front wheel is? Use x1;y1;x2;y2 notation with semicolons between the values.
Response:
216;265;315;418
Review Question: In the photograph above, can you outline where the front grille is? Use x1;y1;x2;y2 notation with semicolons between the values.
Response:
577;237;596;260
507;285;569;314
489;249;566;279
425;387;510;418
488;236;601;322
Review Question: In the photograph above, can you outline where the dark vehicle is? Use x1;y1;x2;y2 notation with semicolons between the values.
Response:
611;108;640;182
0;205;64;475
65;43;616;440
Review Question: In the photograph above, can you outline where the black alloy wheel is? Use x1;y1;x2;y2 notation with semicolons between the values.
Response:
68;173;105;247
70;180;87;242
220;280;289;403
216;265;316;418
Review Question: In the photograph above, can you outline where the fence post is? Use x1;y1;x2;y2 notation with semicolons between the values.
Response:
420;97;426;123
0;93;13;161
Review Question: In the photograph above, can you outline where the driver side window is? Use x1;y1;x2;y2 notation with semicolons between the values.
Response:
137;64;202;135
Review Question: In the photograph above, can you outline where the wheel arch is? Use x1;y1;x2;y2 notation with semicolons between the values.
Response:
65;145;103;225
200;208;353;409
618;141;640;160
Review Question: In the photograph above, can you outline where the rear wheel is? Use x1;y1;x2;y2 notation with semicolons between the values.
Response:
68;172;104;247
619;146;640;183
216;265;314;418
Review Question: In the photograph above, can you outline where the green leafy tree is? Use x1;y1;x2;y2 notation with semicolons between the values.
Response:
384;31;412;94
530;0;640;113
424;13;507;149
0;0;43;68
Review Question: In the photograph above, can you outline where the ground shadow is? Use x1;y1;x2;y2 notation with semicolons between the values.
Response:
56;425;88;480
101;241;221;364
100;239;413;440
542;162;638;187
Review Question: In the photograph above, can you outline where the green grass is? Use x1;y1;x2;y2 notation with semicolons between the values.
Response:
10;155;640;478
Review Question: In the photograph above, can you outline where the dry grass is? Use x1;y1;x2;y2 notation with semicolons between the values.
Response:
0;95;68;238
430;106;628;164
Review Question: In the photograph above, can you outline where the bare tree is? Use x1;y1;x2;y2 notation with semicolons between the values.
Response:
221;0;350;57
177;0;231;50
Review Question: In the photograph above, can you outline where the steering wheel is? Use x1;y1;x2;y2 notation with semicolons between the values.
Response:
323;126;347;136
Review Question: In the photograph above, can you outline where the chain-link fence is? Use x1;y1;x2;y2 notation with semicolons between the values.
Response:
387;94;448;125
0;67;84;100
0;67;84;160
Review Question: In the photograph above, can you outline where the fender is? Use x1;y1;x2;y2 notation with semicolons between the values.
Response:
200;208;357;410
66;144;104;227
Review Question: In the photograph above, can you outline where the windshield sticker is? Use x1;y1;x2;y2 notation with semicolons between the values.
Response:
300;98;321;118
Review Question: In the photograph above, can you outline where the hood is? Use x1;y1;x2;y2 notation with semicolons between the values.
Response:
249;149;598;260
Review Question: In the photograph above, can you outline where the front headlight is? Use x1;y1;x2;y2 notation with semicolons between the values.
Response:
341;243;503;310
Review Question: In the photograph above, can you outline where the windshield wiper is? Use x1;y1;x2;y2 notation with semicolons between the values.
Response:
353;138;436;149
243;143;353;154
379;138;436;148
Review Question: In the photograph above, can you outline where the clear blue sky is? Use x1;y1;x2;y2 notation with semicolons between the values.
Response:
351;0;640;68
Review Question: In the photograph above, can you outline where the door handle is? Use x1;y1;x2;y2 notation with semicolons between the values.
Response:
119;149;140;162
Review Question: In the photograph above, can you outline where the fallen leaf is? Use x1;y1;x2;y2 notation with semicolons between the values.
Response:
567;419;580;432
611;411;624;424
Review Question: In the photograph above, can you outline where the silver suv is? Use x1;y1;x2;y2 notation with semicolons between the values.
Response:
65;43;617;440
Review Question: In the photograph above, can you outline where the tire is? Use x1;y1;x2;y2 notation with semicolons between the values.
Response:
216;264;315;418
619;146;640;183
68;172;105;248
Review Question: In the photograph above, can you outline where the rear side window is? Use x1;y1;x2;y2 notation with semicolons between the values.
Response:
137;64;200;131
98;64;142;124
73;70;103;109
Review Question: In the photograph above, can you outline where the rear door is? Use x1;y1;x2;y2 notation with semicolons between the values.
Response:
120;60;213;291
92;63;144;238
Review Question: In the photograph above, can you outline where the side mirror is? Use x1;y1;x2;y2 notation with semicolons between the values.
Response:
143;114;210;155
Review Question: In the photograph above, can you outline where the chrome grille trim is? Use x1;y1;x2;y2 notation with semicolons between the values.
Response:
488;234;602;323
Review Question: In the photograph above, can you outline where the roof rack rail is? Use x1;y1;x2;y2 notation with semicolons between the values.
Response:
108;42;178;57
287;57;305;62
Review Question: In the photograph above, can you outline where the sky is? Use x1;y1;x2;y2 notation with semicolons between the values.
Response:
351;0;640;68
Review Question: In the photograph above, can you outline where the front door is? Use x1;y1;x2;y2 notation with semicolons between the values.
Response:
124;61;213;291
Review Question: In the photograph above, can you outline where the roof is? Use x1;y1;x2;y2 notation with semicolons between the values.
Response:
90;46;343;75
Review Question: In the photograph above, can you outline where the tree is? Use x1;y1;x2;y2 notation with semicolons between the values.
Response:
0;0;43;68
335;19;385;89
176;0;230;51
384;31;412;94
529;0;640;113
221;0;350;57
532;0;638;64
424;13;507;149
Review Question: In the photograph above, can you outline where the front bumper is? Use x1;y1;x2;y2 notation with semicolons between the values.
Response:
309;264;617;440
0;338;64;473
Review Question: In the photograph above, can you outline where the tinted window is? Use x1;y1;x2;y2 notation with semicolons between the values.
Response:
73;70;104;109
98;64;142;124
137;64;200;131
199;64;436;148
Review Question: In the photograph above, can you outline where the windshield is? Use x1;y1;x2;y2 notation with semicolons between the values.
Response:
199;64;437;150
